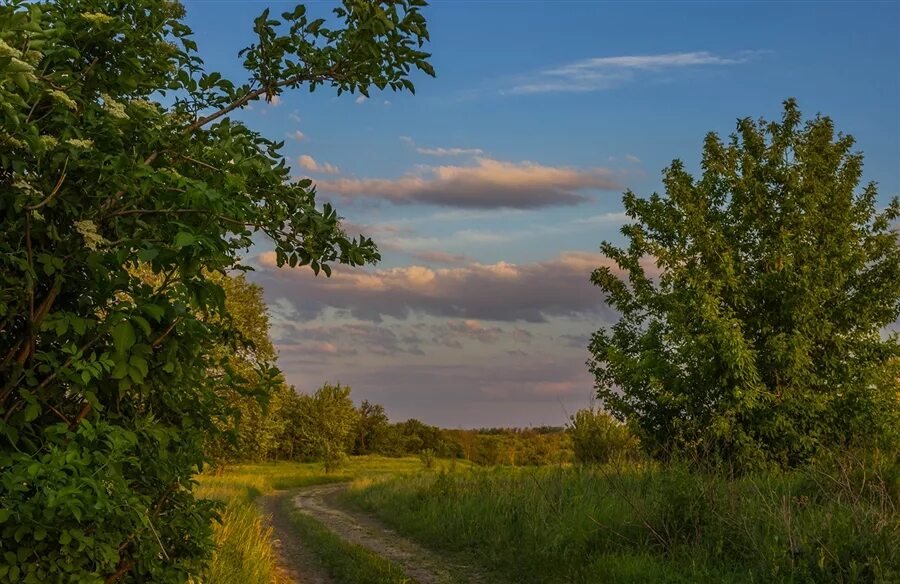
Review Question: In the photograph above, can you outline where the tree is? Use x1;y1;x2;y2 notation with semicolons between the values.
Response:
0;0;433;581
292;383;360;471
201;272;287;464
353;399;390;454
589;100;900;470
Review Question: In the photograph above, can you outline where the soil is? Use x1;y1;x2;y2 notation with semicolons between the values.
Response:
259;483;485;584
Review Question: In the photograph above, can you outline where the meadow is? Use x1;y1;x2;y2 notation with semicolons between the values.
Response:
342;452;899;584
190;451;898;584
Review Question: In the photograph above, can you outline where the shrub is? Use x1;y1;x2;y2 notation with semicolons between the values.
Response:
569;408;640;464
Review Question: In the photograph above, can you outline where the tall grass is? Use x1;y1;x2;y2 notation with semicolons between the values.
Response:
344;451;899;583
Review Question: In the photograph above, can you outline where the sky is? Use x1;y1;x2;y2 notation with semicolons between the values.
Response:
182;1;900;428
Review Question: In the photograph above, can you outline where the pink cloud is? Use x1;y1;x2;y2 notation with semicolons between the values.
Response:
298;155;339;174
315;157;620;209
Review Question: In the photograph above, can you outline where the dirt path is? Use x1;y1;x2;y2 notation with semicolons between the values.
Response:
261;483;483;584
258;491;335;584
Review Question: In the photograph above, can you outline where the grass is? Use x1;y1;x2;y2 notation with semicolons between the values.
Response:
343;452;899;584
192;456;429;584
282;497;417;584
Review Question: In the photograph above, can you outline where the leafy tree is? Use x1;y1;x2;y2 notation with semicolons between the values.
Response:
589;100;900;470
201;272;287;464
353;399;390;454
568;408;639;465
291;383;360;472
0;0;432;581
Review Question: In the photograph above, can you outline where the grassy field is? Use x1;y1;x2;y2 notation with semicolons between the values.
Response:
193;456;428;584
191;453;897;583
343;453;899;584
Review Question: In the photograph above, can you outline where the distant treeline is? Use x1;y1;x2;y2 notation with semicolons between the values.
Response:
209;382;583;468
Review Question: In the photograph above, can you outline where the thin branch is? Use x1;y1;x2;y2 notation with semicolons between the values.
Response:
100;66;340;212
26;158;69;210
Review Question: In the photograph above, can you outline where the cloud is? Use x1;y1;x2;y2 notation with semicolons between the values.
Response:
441;319;503;345
412;251;471;265
253;250;656;323
572;212;630;225
625;154;640;163
297;155;339;175
276;322;425;357
315;157;620;209
288;130;305;141
401;136;484;157
355;95;368;104
509;51;751;94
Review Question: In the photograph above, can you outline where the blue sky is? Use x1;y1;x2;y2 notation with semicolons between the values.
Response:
184;1;900;427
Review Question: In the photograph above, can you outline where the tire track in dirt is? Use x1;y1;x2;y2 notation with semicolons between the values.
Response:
258;491;335;584
265;483;484;584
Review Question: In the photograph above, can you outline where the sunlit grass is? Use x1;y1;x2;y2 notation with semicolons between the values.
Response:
193;456;437;584
344;454;900;583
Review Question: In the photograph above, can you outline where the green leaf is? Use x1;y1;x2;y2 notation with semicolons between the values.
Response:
24;402;40;422
112;322;136;353
173;231;195;249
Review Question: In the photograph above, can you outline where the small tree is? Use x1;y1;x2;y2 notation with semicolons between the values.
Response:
568;408;640;465
354;399;390;454
294;383;360;471
589;100;900;470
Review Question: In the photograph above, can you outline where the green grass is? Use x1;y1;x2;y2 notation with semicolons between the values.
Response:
343;454;899;584
192;456;431;584
282;497;417;584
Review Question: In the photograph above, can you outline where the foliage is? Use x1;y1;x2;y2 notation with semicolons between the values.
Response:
347;450;900;583
353;400;391;455
589;100;900;470
0;0;432;581
279;383;360;471
419;447;436;469
568;408;640;464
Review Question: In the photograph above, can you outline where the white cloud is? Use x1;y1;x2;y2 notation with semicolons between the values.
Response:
625;154;640;163
355;95;368;104
400;136;484;157
509;51;752;94
297;155;339;175
288;130;305;141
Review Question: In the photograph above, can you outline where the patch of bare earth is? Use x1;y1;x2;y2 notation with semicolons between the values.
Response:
291;483;486;584
258;491;334;584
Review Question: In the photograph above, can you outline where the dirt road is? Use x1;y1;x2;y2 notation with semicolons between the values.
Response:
260;483;483;584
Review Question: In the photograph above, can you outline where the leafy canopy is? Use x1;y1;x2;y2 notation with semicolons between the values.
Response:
589;100;900;470
0;0;433;582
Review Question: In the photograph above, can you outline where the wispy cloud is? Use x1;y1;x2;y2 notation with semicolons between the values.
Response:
412;251;471;265
315;157;619;209
298;154;339;175
288;130;305;141
401;136;484;157
508;51;753;94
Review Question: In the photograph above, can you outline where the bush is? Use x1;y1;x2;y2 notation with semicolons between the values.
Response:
419;448;436;470
569;408;640;464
